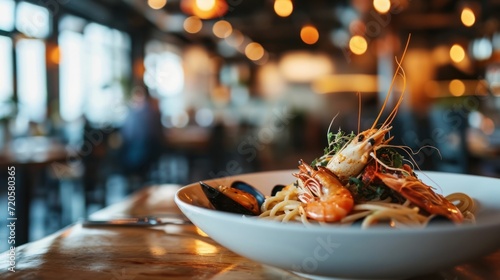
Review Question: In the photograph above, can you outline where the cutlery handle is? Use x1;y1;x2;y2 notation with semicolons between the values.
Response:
81;216;191;227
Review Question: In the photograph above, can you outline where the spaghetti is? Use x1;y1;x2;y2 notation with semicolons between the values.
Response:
259;183;476;228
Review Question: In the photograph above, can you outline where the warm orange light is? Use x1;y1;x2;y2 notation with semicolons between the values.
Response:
349;35;367;55
373;0;390;14
48;45;60;65
450;44;465;63
183;16;203;33
461;7;475;27
213;20;232;38
148;0;167;10
133;58;145;79
193;239;219;255
279;51;334;83
300;25;319;45
245;42;265;61
197;0;217;11
312;74;378;94
449;79;465;96
181;0;228;19
274;0;293;17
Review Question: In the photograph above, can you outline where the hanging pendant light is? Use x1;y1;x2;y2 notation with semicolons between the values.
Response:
180;0;229;20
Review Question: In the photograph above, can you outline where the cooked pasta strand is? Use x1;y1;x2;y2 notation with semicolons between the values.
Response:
259;185;476;228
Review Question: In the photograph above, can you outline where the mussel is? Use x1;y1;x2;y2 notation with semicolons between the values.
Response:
199;181;265;216
271;184;286;196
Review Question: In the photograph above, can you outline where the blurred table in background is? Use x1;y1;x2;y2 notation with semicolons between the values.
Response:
0;136;68;166
0;136;70;246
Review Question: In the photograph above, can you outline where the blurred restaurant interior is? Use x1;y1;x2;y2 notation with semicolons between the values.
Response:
1;0;500;249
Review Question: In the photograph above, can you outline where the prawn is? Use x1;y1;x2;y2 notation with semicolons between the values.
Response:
294;160;354;222
373;164;464;223
324;36;411;183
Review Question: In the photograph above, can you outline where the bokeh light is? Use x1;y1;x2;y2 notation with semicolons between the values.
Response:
148;0;167;10
373;0;391;14
213;20;232;38
461;7;475;27
300;25;319;45
183;16;203;34
274;0;293;17
196;0;215;11
349;35;367;55
449;79;465;96
181;0;228;19
245;42;265;61
450;44;465;63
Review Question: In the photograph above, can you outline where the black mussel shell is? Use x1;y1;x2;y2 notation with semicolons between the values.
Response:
199;181;259;216
271;184;286;196
230;180;266;208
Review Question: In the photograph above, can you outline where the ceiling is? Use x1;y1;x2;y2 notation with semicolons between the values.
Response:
154;0;500;54
63;0;500;58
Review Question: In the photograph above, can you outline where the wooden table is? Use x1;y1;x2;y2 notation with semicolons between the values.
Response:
1;185;500;279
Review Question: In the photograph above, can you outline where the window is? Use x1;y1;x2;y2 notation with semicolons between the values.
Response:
11;1;51;123
0;0;15;31
15;1;51;39
59;30;84;122
58;17;131;125
144;41;185;124
16;38;47;122
145;51;184;97
0;36;13;119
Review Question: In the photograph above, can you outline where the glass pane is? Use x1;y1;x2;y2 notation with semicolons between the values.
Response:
0;35;13;119
143;41;184;98
156;52;184;97
0;36;13;102
0;0;15;31
16;39;47;122
85;23;113;124
59;30;84;122
83;23;130;125
16;1;51;38
59;14;86;33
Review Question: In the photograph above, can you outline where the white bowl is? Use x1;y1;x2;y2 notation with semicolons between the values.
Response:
175;170;500;279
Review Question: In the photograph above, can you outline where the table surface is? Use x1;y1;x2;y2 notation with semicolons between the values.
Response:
1;184;499;279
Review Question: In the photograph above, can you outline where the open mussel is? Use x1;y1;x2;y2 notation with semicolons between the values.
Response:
199;181;265;216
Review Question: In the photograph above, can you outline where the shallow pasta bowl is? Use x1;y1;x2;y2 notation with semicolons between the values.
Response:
174;170;500;279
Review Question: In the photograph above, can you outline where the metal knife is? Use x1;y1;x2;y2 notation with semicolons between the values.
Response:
81;215;192;227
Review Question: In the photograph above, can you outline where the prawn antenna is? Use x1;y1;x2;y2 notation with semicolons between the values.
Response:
327;111;341;137
357;91;361;134
371;34;411;130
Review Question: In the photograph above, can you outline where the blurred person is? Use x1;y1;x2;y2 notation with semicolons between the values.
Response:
119;87;164;184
